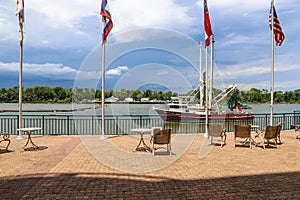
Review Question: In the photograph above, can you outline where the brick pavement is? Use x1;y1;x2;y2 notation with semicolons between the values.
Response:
0;130;300;199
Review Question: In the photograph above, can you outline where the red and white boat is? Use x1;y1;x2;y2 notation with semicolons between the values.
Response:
154;107;254;123
154;86;254;123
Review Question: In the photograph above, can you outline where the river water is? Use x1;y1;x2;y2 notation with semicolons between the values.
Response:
0;103;300;115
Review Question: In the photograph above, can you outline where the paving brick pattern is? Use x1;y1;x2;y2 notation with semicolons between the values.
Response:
0;130;300;199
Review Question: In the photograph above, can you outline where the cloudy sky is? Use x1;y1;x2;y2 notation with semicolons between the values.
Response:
0;0;299;93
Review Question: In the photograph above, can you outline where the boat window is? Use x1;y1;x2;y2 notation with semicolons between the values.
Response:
169;105;188;109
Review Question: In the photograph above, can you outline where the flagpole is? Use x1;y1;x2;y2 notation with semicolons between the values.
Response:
16;2;24;140
204;45;209;138
101;42;106;140
100;0;113;140
270;0;275;126
209;34;214;109
17;33;24;140
199;42;203;107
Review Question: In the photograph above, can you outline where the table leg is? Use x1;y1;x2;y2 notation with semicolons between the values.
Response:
135;133;151;152
24;131;39;150
135;136;143;151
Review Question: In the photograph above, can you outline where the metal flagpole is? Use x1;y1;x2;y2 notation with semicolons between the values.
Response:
16;0;24;140
100;0;113;140
199;42;203;107
209;34;214;109
100;42;106;140
270;0;275;126
204;45;209;138
17;31;24;140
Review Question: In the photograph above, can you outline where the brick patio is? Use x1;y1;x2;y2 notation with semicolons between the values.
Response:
0;130;299;199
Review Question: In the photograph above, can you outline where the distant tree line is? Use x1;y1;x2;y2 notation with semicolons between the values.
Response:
237;88;300;104
0;86;300;104
0;86;178;103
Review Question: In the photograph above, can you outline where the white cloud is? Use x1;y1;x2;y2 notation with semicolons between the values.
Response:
25;0;193;35
106;65;129;76
111;0;193;33
196;0;270;13
27;0;98;30
0;62;76;79
0;2;18;41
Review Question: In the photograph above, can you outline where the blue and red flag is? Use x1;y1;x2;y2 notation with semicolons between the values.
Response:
100;0;113;44
204;0;213;47
269;2;285;46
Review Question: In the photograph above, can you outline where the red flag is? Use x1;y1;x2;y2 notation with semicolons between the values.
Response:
269;3;285;46
100;0;113;44
204;0;213;47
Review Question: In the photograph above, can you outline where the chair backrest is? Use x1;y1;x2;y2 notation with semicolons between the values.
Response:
152;127;162;136
234;124;251;138
208;124;223;137
275;123;282;137
153;129;171;144
264;125;278;139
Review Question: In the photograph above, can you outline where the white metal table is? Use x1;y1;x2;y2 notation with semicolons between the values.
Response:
131;128;152;152
17;127;41;150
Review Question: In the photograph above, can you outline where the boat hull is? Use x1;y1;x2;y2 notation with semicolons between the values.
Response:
154;108;254;123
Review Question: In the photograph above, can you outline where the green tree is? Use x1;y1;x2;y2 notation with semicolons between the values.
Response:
249;88;262;103
143;89;153;100
105;90;113;99
274;91;283;103
283;91;293;103
131;90;142;101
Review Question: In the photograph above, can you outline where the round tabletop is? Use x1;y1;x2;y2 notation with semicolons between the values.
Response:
131;128;152;133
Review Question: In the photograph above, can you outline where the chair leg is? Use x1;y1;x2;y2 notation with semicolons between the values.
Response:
274;139;278;148
152;141;155;156
277;135;282;144
6;139;11;150
220;136;223;147
249;137;252;149
234;137;236;148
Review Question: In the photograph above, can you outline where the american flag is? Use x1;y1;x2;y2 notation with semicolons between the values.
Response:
16;0;25;41
269;3;285;46
100;0;113;44
204;0;213;47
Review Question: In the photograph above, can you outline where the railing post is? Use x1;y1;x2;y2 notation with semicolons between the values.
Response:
42;115;45;135
139;116;142;127
116;116;119;135
92;116;94;135
67;115;70;135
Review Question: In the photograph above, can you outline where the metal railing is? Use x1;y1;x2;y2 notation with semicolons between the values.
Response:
0;112;299;135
